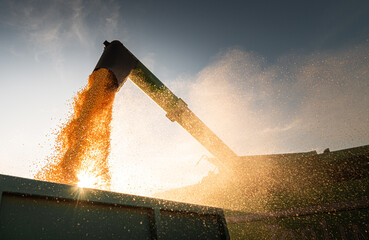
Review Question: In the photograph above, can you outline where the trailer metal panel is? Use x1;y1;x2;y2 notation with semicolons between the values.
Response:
0;174;229;239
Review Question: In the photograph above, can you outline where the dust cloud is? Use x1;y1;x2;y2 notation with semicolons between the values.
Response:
109;41;368;200
187;42;369;155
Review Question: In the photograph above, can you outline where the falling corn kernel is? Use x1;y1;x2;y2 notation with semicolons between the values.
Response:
35;68;117;190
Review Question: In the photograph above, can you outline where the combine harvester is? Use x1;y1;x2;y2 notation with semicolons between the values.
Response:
1;40;368;239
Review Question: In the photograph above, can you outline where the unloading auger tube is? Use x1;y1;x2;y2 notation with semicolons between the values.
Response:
94;40;238;171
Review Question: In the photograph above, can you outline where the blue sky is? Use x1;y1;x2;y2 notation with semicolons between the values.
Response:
0;0;368;195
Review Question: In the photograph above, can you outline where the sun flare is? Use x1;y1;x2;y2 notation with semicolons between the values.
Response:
77;172;97;189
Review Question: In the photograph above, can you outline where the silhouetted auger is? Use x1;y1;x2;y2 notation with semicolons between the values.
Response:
94;40;239;172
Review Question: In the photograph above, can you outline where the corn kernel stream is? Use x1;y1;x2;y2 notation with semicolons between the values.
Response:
35;69;117;190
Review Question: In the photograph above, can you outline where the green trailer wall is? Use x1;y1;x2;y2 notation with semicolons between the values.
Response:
228;207;369;239
0;174;229;239
226;177;369;239
156;145;369;239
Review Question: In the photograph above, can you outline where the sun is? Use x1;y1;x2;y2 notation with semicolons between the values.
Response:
77;172;97;188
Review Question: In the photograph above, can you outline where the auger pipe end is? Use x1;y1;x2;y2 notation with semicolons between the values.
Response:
94;40;138;91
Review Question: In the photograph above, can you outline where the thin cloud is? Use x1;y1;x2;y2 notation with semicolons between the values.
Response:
2;0;121;75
